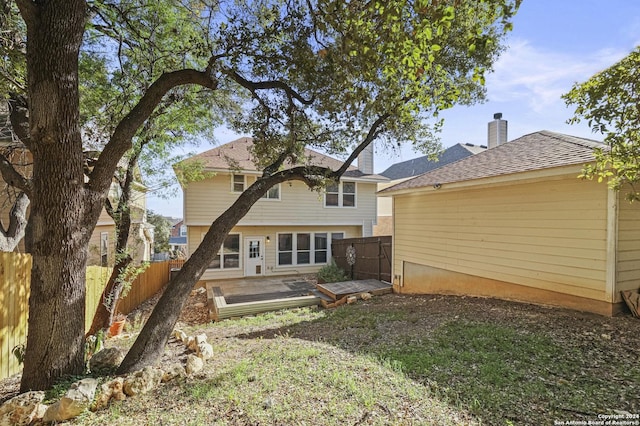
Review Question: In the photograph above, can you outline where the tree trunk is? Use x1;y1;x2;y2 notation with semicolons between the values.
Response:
19;1;94;392
87;152;138;335
86;227;133;336
117;176;283;373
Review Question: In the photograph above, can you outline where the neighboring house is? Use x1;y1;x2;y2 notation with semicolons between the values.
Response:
0;102;153;264
381;121;640;316
374;142;486;235
167;218;187;257
177;137;387;281
169;218;186;237
89;181;154;267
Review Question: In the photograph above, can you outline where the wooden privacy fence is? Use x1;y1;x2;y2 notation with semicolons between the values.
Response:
332;236;392;282
168;259;186;271
0;253;31;382
1;257;172;380
117;261;170;315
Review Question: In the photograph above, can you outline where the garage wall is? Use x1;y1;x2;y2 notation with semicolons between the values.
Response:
616;189;640;301
393;176;609;302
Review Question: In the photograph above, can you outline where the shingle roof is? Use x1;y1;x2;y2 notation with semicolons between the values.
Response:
182;137;387;180
380;143;486;180
381;131;605;193
169;236;187;245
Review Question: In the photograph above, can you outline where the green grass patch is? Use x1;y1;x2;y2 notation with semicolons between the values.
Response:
375;319;640;424
65;295;640;425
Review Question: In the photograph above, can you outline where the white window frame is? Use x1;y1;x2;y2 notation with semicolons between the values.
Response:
276;231;342;267
260;183;281;201
179;224;187;236
231;174;246;193
324;181;357;208
203;232;242;270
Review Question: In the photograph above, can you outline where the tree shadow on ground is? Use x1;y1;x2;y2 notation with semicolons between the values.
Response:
234;294;640;425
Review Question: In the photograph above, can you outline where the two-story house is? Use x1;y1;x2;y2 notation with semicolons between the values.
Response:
177;137;387;281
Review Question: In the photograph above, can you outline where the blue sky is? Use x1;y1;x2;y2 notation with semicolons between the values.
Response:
148;0;640;217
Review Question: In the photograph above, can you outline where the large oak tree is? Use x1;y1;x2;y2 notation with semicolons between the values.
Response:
563;46;640;199
1;0;519;390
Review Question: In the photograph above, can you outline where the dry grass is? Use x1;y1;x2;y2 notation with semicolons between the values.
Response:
3;293;640;425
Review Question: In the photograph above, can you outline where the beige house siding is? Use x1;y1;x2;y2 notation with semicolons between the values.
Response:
184;173;377;230
88;224;115;266
188;225;361;280
616;190;640;301
393;177;609;302
374;178;410;236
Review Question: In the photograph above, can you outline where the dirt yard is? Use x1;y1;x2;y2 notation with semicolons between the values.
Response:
2;291;639;425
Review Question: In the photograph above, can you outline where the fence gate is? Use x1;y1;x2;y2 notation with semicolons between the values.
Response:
331;236;392;282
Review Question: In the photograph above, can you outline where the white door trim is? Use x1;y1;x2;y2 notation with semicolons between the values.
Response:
244;236;265;276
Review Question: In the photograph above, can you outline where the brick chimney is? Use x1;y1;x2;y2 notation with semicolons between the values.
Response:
488;112;507;149
358;143;374;174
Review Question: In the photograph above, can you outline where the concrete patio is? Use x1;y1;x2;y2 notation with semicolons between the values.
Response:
205;275;392;320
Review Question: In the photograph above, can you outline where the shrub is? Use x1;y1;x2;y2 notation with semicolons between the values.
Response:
317;260;349;283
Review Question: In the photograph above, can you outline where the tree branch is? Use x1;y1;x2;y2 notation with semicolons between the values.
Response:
14;0;36;27
225;69;314;106
0;152;31;195
335;113;390;177
88;68;218;193
7;94;31;148
4;190;29;236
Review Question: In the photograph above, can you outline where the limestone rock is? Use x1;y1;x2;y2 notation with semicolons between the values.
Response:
0;391;46;426
123;367;164;396
360;292;372;300
193;302;206;309
89;347;125;372
162;363;187;382
43;378;98;423
186;354;204;375
195;333;208;345
92;378;125;412
186;336;198;352
197;342;214;361
173;329;188;343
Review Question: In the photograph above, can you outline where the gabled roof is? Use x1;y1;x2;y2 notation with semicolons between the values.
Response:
380;143;486;180
182;137;387;181
381;131;605;194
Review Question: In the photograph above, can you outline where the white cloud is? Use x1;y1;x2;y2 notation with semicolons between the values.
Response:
486;38;630;112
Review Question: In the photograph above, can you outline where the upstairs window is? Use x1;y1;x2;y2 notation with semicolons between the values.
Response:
261;184;280;200
342;182;356;207
232;174;245;192
325;181;356;207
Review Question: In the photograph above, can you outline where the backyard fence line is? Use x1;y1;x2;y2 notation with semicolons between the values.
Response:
0;253;31;381
0;256;172;380
168;258;186;271
331;236;392;282
117;261;169;315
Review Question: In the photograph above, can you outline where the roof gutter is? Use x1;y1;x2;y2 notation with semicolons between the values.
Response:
381;164;589;197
